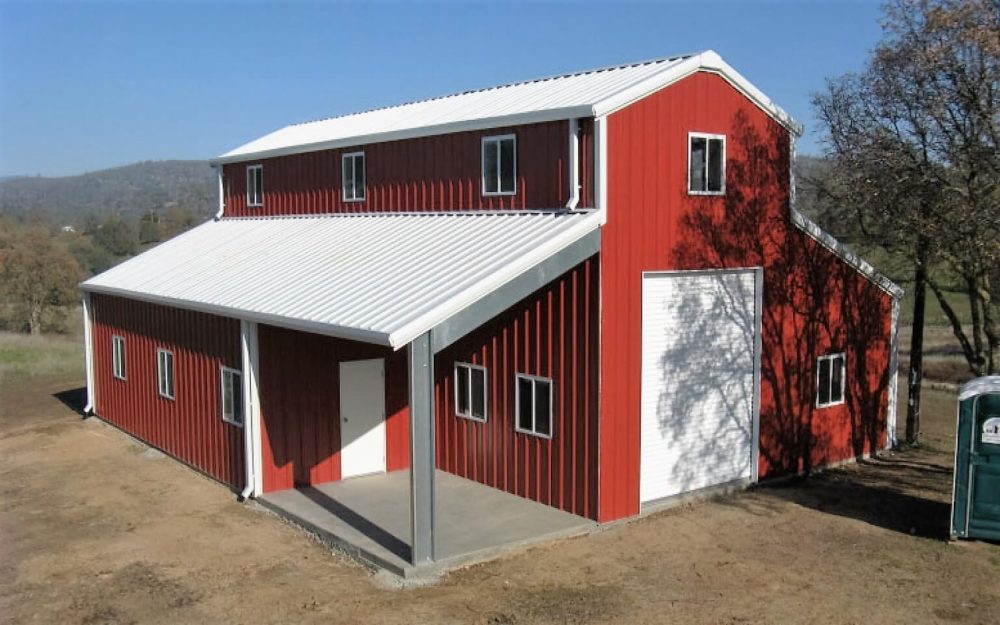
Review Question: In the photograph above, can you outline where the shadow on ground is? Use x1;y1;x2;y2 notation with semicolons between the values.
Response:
754;454;953;540
53;386;87;417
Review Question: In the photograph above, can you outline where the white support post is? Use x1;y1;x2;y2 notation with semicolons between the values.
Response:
408;331;435;564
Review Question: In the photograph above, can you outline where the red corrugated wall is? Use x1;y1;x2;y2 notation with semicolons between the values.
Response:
222;120;593;217
434;257;601;520
256;325;410;493
90;294;245;488
598;72;894;521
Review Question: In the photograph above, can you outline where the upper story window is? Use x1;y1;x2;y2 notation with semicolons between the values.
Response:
482;134;516;196
816;352;846;408
246;164;263;207
454;362;487;422
112;335;126;381
688;133;725;195
516;373;553;438
220;366;244;427
342;152;366;202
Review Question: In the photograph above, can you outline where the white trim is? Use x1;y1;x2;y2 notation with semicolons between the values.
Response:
686;132;726;195
341;151;366;202
594;117;608;224
220;366;243;427
82;293;96;414
514;373;554;439
156;348;175;400
240;320;263;499
246;164;263;207
887;297;900;449
111;334;126;381
453;362;488;423
816;352;846;409
481;134;517;196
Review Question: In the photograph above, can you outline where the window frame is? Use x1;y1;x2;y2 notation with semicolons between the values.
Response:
341;151;366;202
815;352;846;409
454;362;488;423
219;366;244;427
514;373;554;439
246;164;263;207
687;132;726;196
481;134;517;197
112;335;126;381
156;348;175;401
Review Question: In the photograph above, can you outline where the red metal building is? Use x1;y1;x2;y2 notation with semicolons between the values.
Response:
81;51;901;567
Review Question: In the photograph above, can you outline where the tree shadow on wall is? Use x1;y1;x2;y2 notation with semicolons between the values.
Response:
662;111;924;532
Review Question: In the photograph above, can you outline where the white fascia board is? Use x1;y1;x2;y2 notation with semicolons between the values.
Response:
592;50;804;136
210;105;595;166
78;284;395;347
790;208;904;299
387;210;603;349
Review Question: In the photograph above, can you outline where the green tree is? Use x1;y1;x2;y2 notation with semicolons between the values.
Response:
813;0;1000;443
93;215;138;257
0;218;84;335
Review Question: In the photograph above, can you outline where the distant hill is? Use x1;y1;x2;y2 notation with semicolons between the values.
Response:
0;160;215;222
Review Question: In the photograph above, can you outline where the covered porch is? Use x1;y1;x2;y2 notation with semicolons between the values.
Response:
259;470;595;577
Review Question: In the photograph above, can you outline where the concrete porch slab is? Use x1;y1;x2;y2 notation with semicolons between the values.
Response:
258;470;596;578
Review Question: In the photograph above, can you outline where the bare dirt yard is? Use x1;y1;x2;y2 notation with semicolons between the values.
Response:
2;334;999;625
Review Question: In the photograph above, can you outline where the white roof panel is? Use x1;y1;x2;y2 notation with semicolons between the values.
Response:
214;51;799;164
81;210;602;348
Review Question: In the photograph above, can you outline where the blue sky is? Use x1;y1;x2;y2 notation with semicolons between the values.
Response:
0;1;885;177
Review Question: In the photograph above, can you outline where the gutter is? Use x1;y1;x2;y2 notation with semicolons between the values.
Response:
213;165;225;220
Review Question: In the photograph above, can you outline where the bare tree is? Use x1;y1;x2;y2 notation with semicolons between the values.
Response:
813;0;1000;443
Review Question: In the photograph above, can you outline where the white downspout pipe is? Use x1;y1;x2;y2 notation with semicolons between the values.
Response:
239;320;261;500
82;292;96;415
213;165;225;220
565;118;580;210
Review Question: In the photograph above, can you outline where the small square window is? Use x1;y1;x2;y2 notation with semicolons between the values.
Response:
157;348;175;400
455;362;488;422
482;135;516;195
220;366;243;426
342;152;366;202
112;335;126;381
246;165;263;207
515;374;554;438
816;353;846;408
688;133;725;195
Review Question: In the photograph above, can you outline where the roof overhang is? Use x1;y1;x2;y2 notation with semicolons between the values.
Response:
81;210;603;349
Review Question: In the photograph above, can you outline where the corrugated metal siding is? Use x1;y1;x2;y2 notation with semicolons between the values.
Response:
257;325;409;493
434;257;600;520
223;121;570;217
90;294;244;488
82;210;602;349
599;72;893;522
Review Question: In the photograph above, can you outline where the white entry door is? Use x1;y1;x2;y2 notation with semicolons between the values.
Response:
339;358;386;479
640;270;759;503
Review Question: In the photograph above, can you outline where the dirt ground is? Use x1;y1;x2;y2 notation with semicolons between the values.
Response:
2;374;999;625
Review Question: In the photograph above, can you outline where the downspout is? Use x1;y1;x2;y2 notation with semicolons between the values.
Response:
239;320;261;501
213;165;225;220
82;292;96;415
565;118;580;210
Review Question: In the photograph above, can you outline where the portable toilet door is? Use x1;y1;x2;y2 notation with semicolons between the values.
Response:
951;376;1000;541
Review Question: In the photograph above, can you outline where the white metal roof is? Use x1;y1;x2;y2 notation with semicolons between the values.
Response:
81;210;602;348
959;376;1000;401
213;50;800;165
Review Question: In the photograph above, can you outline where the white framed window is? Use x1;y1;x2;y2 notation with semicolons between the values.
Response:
156;348;175;400
816;352;846;408
688;132;725;195
454;362;488;422
246;164;263;207
515;373;553;438
112;335;126;381
342;152;366;202
481;134;516;196
220;366;243;427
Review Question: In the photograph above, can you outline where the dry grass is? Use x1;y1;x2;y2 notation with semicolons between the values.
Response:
0;331;84;384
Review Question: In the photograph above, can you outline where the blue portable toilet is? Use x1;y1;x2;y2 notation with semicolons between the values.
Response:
951;376;1000;541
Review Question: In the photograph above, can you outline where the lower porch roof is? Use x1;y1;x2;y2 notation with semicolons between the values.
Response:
80;210;602;349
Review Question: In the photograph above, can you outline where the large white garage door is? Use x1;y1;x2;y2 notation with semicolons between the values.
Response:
640;270;758;504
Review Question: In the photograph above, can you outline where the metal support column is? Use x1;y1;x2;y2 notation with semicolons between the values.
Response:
408;331;435;564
